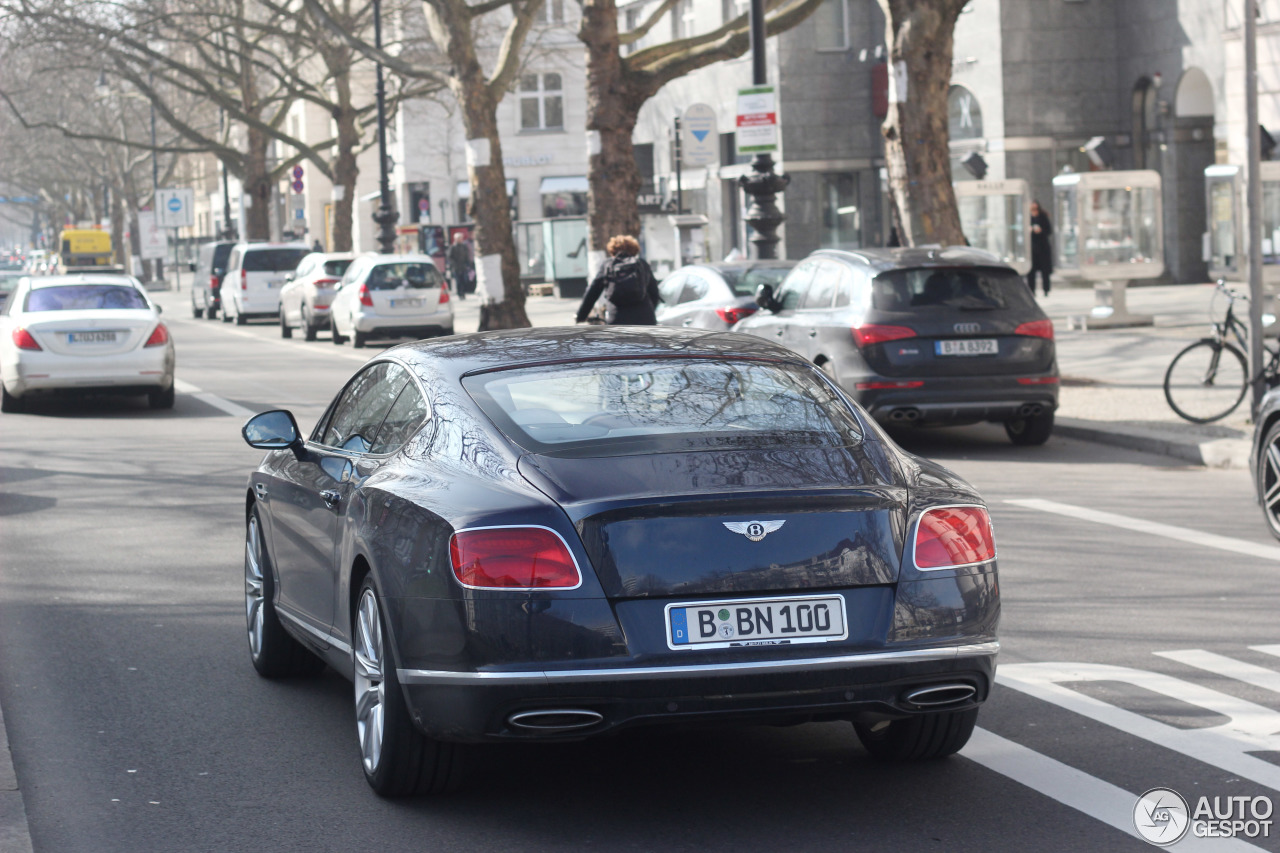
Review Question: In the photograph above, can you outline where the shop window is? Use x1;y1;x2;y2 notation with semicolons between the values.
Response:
820;172;861;250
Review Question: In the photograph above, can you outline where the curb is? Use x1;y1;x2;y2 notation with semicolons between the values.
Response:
1056;417;1253;470
0;701;33;853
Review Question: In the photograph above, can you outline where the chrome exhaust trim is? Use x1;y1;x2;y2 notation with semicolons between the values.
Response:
903;683;977;708
507;709;604;733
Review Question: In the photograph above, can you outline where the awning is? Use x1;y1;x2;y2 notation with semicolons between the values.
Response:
455;179;516;199
539;176;588;194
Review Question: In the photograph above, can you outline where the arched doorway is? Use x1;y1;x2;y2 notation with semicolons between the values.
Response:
1132;77;1160;170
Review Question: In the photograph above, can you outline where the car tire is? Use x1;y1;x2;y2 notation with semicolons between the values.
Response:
245;506;325;678
205;305;217;320
303;309;318;342
354;576;464;796
235;310;248;326
1005;410;1054;446
221;302;233;323
1256;420;1280;541
148;383;175;410
192;301;203;319
331;317;347;345
280;312;293;339
853;707;979;761
1;384;24;414
353;331;367;349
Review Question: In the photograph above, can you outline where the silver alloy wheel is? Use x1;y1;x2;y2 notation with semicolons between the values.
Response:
354;587;386;774
244;515;265;660
1263;432;1280;530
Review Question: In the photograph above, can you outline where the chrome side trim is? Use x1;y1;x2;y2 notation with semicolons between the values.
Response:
276;607;353;656
396;641;999;686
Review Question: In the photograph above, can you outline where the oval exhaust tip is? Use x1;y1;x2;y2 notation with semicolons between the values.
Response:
507;709;604;733
903;683;976;708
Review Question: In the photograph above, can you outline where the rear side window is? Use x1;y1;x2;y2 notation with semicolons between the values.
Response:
871;267;1037;313
26;285;148;312
212;244;234;271
775;261;817;310
243;248;310;272
365;262;442;291
721;265;792;297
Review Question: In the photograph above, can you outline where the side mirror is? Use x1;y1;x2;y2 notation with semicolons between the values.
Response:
755;283;779;312
285;273;295;282
243;410;304;457
154;304;163;314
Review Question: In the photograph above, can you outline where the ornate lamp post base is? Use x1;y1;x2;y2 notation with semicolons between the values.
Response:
738;153;790;260
373;205;398;255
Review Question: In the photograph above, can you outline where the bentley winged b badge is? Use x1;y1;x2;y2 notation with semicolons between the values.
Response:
723;520;786;542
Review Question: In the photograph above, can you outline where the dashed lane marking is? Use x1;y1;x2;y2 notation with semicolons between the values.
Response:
1155;649;1280;696
172;379;256;419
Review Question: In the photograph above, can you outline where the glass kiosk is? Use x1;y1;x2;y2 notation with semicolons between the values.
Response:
1204;162;1280;283
1053;170;1163;329
954;179;1031;275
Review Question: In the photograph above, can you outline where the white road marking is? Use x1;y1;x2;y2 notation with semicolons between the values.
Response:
1251;645;1280;660
1155;649;1280;695
172;316;372;362
1005;498;1280;562
173;379;256;419
964;728;1263;851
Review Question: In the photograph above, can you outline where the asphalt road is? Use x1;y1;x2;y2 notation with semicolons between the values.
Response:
3;290;1280;851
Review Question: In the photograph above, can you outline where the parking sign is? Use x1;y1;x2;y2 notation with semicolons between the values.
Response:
154;188;195;228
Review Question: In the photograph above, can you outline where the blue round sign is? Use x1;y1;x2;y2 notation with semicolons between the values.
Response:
167;196;182;212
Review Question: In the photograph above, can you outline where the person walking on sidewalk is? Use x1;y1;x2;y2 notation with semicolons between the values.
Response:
448;232;475;300
1028;200;1053;297
575;235;659;325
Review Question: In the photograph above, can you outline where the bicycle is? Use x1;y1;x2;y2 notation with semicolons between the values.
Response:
1163;281;1280;423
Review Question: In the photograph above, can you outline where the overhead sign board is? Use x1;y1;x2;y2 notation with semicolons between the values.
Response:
154;188;194;229
681;103;718;167
736;86;779;155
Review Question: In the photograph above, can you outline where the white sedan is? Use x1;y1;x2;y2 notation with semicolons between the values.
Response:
0;274;176;413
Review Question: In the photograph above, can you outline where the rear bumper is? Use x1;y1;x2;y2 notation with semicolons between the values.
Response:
857;380;1058;426
352;311;454;338
3;347;173;396
398;640;998;742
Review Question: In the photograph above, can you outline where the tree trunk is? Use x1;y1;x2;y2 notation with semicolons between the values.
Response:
330;103;359;252
243;125;272;240
877;0;967;247
582;0;643;259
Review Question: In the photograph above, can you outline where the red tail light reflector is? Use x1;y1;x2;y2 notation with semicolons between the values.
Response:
144;323;170;347
1014;319;1054;339
853;324;916;347
240;269;248;290
913;506;995;570
358;283;374;307
715;306;757;324
1017;376;1059;385
450;527;581;590
439;286;450;304
210;274;221;291
313;303;329;311
855;380;925;390
12;328;41;351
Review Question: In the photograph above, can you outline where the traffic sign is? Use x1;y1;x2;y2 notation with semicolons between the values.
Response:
736;86;779;155
681;103;718;167
154;188;194;228
292;165;304;180
292;180;304;193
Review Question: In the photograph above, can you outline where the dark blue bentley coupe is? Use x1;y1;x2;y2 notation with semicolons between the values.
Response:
241;326;1000;796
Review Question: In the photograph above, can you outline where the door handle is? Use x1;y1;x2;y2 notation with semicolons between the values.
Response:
682;318;694;326
775;329;784;337
320;490;341;509
808;330;818;338
254;483;268;500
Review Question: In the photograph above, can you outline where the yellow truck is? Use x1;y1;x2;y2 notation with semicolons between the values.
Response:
58;228;114;270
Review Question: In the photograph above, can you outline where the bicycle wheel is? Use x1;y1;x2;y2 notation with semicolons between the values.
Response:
1163;339;1249;423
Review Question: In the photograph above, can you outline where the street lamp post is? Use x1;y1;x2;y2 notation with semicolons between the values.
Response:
371;0;398;254
737;0;789;260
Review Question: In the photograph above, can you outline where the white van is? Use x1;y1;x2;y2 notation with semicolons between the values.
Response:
220;243;312;325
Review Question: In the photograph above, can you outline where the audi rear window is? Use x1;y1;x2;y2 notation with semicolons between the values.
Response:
871;267;1037;313
243;248;310;272
25;285;148;312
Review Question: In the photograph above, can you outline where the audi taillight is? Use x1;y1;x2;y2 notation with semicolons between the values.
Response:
1014;319;1054;339
144;323;170;348
853;324;916;347
240;269;247;290
439;286;450;304
913;506;995;570
449;527;581;590
358;283;374;307
12;328;41;351
716;306;757;324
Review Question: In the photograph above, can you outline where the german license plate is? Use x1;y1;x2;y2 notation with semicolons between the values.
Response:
391;298;423;308
936;338;997;356
666;594;847;650
268;278;283;288
67;331;117;344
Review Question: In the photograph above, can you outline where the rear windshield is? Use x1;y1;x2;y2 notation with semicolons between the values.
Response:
366;262;442;291
243;248;310;272
871;267;1037;313
464;358;862;455
719;266;793;297
26;285;148;312
323;259;353;277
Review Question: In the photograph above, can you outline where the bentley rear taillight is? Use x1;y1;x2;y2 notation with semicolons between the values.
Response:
853;324;916;347
913;506;995;570
12;328;41;351
450;527;581;590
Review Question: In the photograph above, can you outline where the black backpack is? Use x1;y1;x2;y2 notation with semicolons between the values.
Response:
605;256;647;306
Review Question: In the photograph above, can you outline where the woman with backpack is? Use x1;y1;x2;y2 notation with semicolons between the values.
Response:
575;235;659;325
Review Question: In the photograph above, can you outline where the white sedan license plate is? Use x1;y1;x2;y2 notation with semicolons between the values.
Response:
68;331;118;344
936;338;997;356
391;298;424;308
666;594;847;650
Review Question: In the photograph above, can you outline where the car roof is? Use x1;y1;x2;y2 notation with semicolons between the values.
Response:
695;260;797;273
365;253;436;264
385;326;808;382
235;242;311;252
810;246;1015;273
27;274;144;289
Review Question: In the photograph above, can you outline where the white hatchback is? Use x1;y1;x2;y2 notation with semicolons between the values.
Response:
0;274;175;412
220;243;312;325
329;254;453;348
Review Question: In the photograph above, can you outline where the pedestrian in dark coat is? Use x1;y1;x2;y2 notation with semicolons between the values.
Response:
1028;200;1053;297
447;232;475;299
575;235;659;325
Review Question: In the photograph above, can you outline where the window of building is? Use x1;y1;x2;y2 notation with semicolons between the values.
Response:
540;176;589;218
814;0;848;51
671;0;695;39
722;0;749;23
820;172;861;250
538;0;565;24
634;143;656;194
519;73;564;131
623;7;642;55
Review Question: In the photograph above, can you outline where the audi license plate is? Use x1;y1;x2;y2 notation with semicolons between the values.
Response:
666;594;847;650
67;331;118;344
936;338;997;356
390;298;423;308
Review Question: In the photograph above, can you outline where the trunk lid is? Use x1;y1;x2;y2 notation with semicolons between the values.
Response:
24;310;159;356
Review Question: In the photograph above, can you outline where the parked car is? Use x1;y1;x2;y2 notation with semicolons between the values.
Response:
0;271;25;311
1250;389;1280;540
0;273;175;412
190;240;238;320
278;252;355;341
329;253;453;348
220;243;312;325
733;247;1058;445
240;326;1000;796
656;260;796;330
